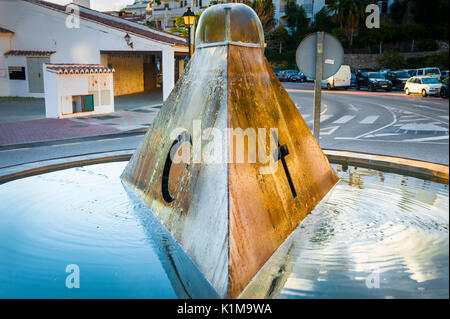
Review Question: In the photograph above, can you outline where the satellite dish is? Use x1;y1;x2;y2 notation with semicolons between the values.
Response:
296;32;344;80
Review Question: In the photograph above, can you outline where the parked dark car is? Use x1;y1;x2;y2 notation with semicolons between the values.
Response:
290;72;307;82
355;72;392;91
278;70;299;82
441;77;449;98
387;70;411;90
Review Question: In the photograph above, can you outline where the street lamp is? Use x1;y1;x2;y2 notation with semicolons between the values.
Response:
145;3;152;15
182;7;195;59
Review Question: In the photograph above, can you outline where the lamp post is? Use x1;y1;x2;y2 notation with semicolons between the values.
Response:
182;7;195;59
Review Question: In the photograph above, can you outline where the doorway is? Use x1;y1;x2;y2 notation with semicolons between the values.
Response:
27;57;50;93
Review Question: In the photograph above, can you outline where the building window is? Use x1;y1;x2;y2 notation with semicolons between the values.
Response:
8;66;26;80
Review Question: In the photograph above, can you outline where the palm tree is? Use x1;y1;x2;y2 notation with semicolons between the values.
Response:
244;0;275;35
326;0;372;49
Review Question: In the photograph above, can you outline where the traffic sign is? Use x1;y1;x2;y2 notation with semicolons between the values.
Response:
296;32;344;80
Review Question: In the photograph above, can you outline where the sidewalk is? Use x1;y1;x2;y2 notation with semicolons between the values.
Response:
0;94;161;147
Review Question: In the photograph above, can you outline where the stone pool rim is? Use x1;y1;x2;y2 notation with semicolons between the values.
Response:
0;149;448;185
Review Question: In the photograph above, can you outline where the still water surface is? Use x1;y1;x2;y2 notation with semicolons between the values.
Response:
0;162;447;298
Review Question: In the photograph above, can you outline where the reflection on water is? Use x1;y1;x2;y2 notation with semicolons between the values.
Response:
242;165;449;299
0;162;448;298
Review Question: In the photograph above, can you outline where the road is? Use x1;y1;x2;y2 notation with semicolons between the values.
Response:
285;82;449;165
0;83;448;171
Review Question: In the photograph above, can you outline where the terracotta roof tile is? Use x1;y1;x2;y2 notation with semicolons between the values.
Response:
46;64;115;74
4;50;55;56
25;0;187;46
0;27;14;34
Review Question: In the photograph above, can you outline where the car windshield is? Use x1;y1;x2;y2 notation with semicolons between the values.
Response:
394;72;409;78
422;78;440;84
368;73;385;79
425;68;440;75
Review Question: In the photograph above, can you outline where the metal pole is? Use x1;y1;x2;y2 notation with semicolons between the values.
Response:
313;31;324;141
188;25;192;59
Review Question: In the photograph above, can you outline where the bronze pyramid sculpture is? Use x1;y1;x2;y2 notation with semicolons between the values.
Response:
121;3;339;298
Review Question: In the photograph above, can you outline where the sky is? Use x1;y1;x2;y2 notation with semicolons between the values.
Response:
47;0;135;11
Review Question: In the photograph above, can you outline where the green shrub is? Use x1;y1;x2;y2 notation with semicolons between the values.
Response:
417;39;438;52
377;51;407;69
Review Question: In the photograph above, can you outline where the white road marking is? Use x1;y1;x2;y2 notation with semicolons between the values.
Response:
320;126;340;135
349;104;359;112
398;108;449;125
402;135;449;142
0;148;30;153
412;104;448;112
440;115;449;120
360;116;379;124
333;115;355;124
50;142;83;147
371;133;402;137
401;115;420;118
320;114;333;122
354;104;397;139
334;136;448;144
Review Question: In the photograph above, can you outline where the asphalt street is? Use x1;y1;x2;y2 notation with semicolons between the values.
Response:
0;83;448;171
285;82;449;165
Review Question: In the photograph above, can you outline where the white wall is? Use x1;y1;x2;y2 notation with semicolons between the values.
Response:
44;69;59;117
0;34;12;96
44;70;115;119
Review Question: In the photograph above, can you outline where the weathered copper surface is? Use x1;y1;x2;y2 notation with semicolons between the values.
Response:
228;45;339;298
121;3;338;299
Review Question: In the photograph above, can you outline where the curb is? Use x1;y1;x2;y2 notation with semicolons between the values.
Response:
0;149;134;185
1;149;448;185
324;150;449;184
0;127;148;151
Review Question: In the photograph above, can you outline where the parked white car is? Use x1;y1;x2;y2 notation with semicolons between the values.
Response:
415;67;441;81
321;65;351;90
404;76;442;97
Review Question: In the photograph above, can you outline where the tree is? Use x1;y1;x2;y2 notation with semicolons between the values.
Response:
244;0;275;36
268;24;290;54
402;23;426;52
284;1;309;46
310;7;338;33
168;17;189;37
376;50;407;69
326;0;372;50
389;0;408;24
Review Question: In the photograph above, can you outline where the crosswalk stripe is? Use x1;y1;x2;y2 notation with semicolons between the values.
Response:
320;114;333;122
333;115;355;124
360;116;379;124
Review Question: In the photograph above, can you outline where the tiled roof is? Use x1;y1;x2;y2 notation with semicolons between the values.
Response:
25;0;187;46
46;64;115;74
0;27;14;34
4;50;55;56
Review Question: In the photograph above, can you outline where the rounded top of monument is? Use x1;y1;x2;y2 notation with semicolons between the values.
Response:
195;3;264;48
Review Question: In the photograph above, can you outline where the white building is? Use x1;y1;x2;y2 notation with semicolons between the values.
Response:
0;0;188;102
44;64;115;118
125;0;211;31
